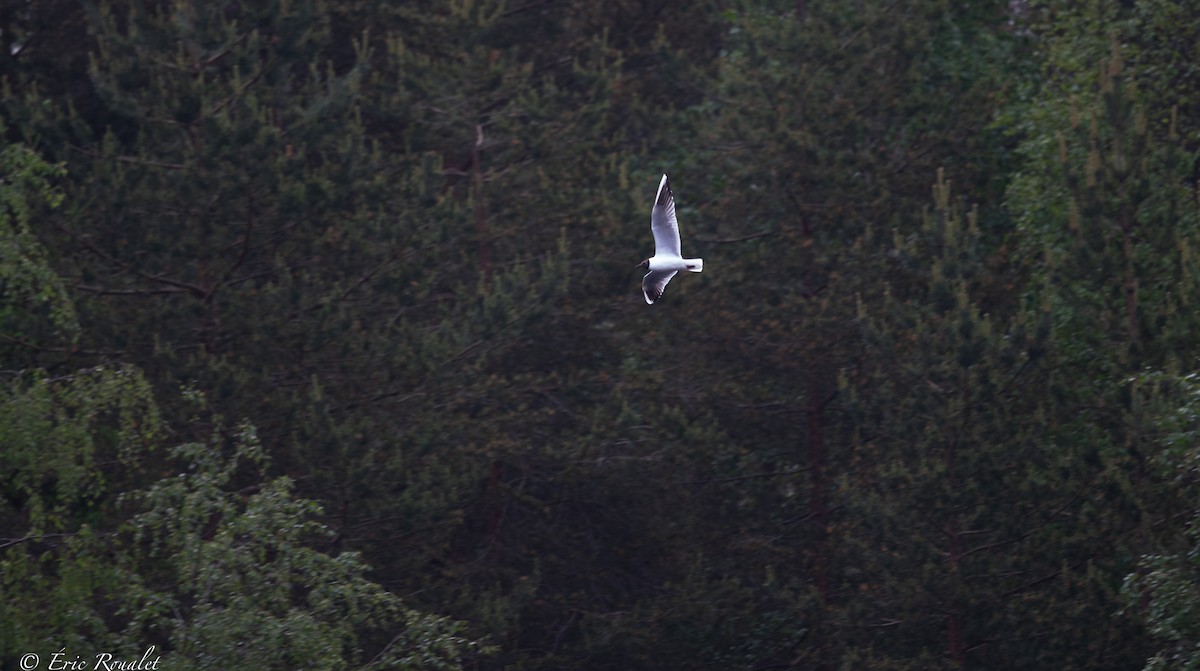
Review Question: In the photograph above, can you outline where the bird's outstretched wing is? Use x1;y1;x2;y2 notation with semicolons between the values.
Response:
642;270;679;305
651;174;681;257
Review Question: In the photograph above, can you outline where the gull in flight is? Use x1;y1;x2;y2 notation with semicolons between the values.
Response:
637;174;703;304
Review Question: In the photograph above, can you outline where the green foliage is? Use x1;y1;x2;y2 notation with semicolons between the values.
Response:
9;0;1200;668
1122;372;1200;671
2;393;483;670
1018;0;1200;145
0;365;160;534
0;133;77;342
0;365;162;658
1005;9;1200;669
117;413;481;670
683;3;1029;666
844;169;1147;668
1013;35;1200;374
0;134;482;668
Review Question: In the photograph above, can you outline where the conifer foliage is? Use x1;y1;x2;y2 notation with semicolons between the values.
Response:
5;1;1200;669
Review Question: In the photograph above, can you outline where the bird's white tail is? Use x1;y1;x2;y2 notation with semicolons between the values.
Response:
685;258;703;273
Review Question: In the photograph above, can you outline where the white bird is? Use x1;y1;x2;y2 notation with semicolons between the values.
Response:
637;174;703;304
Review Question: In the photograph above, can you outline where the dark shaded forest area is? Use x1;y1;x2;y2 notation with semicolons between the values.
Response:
4;0;1200;669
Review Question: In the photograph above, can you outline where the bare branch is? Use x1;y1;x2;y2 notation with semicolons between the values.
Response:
695;230;775;244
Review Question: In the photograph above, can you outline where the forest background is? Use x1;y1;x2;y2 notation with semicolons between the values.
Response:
4;0;1200;669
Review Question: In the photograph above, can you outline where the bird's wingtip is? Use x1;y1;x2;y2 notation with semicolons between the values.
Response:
655;174;672;207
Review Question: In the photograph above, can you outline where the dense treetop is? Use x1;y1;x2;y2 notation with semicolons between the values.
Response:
4;1;1200;669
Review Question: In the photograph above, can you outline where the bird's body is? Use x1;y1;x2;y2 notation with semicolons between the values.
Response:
638;174;702;304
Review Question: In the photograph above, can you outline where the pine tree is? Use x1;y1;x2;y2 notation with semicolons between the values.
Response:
0;136;482;669
843;168;1152;669
4;2;746;667
1006;25;1200;669
677;2;1025;666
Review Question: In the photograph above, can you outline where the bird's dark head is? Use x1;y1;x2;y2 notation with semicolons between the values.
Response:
636;258;650;270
